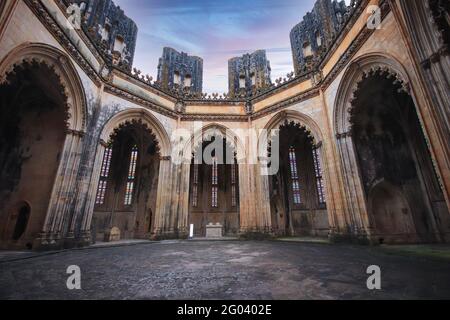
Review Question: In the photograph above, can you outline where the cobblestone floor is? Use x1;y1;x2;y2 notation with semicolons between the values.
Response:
0;240;449;300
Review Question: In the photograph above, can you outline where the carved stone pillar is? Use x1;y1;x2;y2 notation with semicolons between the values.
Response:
165;161;191;238
172;162;191;237
315;142;339;236
152;156;174;238
238;163;272;236
335;132;372;241
392;0;450;207
76;141;108;245
36;129;84;249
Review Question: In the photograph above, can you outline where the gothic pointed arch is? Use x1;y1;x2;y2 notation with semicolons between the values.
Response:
262;110;324;146
0;43;88;132
333;52;449;243
180;122;247;165
100;108;171;158
334;53;412;136
183;123;244;237
93;108;171;241
0;43;89;249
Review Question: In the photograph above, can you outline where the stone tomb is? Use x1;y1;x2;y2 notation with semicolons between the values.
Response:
104;227;121;242
205;223;223;238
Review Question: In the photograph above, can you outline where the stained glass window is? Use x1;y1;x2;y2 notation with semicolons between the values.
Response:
95;146;113;205
124;145;138;206
231;162;237;207
313;147;326;205
212;157;218;207
192;164;199;207
289;147;302;205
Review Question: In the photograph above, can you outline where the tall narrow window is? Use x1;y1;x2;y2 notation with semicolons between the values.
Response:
184;74;192;88
95;146;113;205
192;164;199;207
289;147;302;205
302;41;313;58
313;147;326;205
174;71;181;85
114;35;125;54
231;162;237;207
316;31;322;47
124;145;138;206
239;74;246;89
212;157;218;208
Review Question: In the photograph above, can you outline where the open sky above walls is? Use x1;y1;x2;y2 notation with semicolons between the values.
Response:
114;0;350;93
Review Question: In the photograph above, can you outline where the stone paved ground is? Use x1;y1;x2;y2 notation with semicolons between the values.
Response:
0;240;449;300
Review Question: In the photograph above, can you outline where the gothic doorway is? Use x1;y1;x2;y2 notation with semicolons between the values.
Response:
269;121;328;237
93;120;161;241
0;62;69;249
188;135;240;237
350;71;448;243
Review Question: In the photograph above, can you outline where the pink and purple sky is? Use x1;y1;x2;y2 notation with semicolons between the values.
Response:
114;0;348;93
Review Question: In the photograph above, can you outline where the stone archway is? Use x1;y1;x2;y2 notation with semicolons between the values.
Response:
261;110;330;237
188;130;240;237
0;43;87;250
91;109;172;242
334;53;449;243
178;123;246;238
99;109;171;158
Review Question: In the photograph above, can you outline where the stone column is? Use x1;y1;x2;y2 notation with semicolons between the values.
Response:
152;156;174;238
76;141;107;244
392;0;450;208
238;163;272;236
174;162;191;237
316;142;337;234
36;129;84;249
166;161;191;238
335;132;371;241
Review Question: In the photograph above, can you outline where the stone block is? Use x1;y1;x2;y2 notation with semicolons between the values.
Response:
206;223;223;238
104;227;121;242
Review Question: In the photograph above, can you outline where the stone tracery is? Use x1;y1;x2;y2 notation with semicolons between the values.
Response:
335;54;449;243
0;0;449;249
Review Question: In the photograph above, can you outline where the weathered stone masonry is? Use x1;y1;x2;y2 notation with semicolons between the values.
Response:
0;0;449;250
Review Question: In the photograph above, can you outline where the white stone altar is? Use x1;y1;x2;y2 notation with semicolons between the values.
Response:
104;227;121;242
205;223;223;238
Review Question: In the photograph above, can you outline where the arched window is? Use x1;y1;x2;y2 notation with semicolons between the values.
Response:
95;146;113;205
239;74;246;89
312;147;326;205
302;41;313;58
124;145;138;206
192;164;199;207
102;24;111;42
316;31;322;47
174;71;181;85
184;74;192;88
250;72;256;86
113;35;125;54
212;157;218;208
289;147;301;205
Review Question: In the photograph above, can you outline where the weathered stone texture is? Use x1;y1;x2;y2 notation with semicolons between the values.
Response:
0;0;448;250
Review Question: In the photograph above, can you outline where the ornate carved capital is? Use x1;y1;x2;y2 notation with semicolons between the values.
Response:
175;100;186;113
67;128;85;137
245;100;254;115
336;131;352;140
